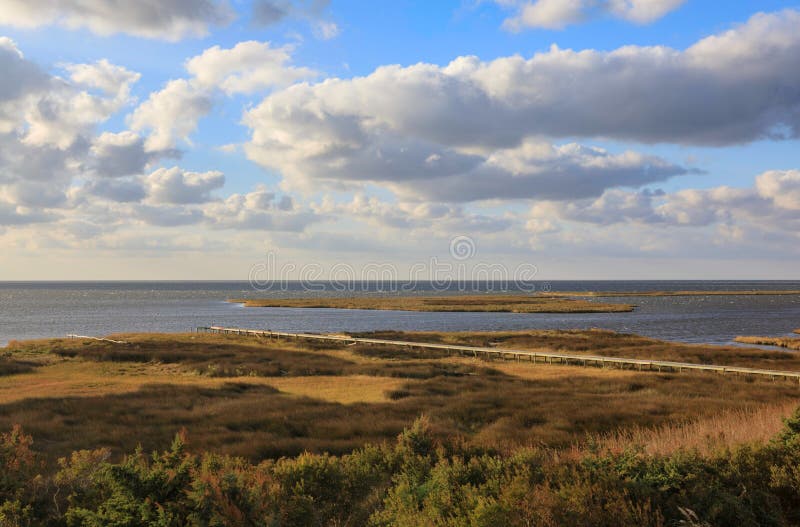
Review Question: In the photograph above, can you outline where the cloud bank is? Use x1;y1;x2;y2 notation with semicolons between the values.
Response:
243;10;799;202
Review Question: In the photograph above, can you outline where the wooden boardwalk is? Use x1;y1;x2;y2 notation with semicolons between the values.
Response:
197;326;800;384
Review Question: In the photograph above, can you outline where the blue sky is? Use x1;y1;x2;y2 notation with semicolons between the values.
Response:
0;0;799;279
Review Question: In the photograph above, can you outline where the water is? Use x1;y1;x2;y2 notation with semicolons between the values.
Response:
1;281;799;347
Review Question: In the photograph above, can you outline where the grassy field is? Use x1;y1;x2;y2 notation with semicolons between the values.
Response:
229;294;634;312
2;330;799;466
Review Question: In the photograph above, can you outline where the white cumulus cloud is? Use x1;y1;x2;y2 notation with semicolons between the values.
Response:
499;0;685;31
128;79;213;151
186;41;316;95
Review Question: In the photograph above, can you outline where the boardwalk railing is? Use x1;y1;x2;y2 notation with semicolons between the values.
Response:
67;334;128;344
197;326;800;384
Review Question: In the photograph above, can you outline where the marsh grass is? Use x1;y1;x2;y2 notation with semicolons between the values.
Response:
0;357;36;376
230;294;634;313
1;331;799;467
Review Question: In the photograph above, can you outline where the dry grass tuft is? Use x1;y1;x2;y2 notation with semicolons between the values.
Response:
581;400;798;457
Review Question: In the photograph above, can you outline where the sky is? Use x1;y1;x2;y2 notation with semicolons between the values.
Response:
0;0;799;280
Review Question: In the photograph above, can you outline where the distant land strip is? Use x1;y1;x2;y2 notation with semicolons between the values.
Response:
736;335;800;351
543;290;800;298
228;294;634;313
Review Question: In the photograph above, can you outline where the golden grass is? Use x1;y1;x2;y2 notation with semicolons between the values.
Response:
261;375;406;404
735;335;800;351
229;294;633;313
0;361;403;405
582;400;799;457
0;361;198;403
448;358;641;381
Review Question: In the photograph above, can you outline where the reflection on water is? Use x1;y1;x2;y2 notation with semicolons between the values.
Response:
1;281;799;347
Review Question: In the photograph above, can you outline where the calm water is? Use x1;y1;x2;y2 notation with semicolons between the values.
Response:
1;281;799;347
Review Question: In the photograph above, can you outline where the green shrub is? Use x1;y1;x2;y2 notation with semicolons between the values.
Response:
5;409;800;525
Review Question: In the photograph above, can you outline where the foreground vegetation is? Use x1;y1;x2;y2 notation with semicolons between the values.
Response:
229;294;634;312
7;410;800;526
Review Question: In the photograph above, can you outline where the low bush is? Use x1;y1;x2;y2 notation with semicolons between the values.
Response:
6;409;800;525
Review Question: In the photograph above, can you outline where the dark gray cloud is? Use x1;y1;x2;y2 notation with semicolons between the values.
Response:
252;0;289;25
252;0;331;26
250;0;337;39
0;38;49;101
89;132;179;178
84;178;147;202
392;142;691;202
0;0;234;40
244;128;689;201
